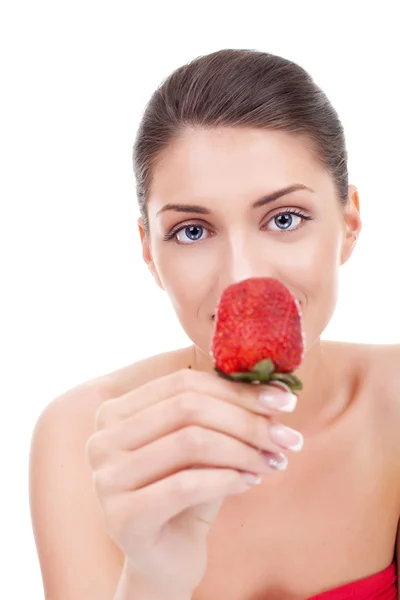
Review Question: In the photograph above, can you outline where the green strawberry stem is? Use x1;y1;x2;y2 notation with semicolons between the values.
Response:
214;358;303;393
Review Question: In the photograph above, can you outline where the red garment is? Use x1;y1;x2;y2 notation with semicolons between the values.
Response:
308;562;397;599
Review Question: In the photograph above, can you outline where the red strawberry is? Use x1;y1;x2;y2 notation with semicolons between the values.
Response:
210;277;304;392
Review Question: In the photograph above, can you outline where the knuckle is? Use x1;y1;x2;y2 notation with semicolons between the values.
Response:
175;392;201;424
172;367;206;394
93;462;125;496
85;432;103;467
85;431;112;469
172;470;197;501
94;401;112;431
179;425;207;459
92;468;112;496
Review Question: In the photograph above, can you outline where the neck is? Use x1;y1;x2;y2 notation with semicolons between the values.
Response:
191;339;344;435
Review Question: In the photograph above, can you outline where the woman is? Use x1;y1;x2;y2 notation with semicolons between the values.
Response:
29;49;399;599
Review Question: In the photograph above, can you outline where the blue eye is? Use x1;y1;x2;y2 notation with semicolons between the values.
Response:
267;210;313;232
176;225;207;244
164;224;211;245
269;212;300;231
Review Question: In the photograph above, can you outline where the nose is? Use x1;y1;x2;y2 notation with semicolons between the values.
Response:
215;234;276;296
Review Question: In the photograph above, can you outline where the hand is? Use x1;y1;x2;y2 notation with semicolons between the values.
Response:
86;368;303;597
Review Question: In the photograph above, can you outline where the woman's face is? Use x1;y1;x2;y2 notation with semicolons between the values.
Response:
140;127;361;359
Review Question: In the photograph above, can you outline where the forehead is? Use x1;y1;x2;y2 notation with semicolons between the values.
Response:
149;127;330;201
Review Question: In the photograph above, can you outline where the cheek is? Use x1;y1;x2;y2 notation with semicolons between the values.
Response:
287;227;341;289
293;232;341;346
154;248;212;313
311;230;342;288
155;254;213;349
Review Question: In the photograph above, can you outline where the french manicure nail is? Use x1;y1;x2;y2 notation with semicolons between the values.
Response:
263;451;288;471
259;387;297;412
269;423;304;451
241;472;262;485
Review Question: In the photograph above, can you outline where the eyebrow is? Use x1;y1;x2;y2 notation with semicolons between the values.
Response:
156;184;315;217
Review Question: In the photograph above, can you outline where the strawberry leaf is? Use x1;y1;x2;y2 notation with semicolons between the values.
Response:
252;359;275;378
270;372;303;391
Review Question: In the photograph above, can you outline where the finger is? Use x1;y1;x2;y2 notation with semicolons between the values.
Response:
95;426;287;494
106;468;262;538
103;393;290;457
96;368;297;429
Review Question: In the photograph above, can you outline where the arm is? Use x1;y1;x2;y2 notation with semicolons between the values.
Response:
29;382;134;599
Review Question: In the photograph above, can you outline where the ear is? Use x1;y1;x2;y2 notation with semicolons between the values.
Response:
138;217;165;290
340;185;362;265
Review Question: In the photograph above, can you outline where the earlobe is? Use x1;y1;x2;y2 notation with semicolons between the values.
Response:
137;217;165;291
340;235;357;265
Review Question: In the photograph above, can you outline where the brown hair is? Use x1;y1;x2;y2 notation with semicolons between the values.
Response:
133;48;348;236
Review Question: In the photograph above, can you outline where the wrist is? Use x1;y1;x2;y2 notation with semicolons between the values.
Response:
118;558;193;600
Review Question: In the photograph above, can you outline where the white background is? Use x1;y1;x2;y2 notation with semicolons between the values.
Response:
1;1;399;597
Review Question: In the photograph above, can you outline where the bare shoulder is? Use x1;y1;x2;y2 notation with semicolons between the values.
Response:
31;345;194;474
346;340;400;404
100;345;194;399
323;339;400;443
32;344;193;464
29;345;192;599
363;342;400;427
325;338;400;394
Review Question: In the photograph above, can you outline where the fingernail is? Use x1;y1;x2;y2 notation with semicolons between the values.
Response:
263;451;288;470
241;472;262;485
269;424;304;451
259;384;297;412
